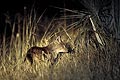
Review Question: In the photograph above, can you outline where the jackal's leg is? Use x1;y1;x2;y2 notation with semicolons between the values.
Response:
43;54;47;59
53;52;63;63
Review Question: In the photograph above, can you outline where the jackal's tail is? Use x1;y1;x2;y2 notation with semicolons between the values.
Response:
24;54;33;65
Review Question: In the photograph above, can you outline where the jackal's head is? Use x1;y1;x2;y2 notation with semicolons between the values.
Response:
48;36;68;53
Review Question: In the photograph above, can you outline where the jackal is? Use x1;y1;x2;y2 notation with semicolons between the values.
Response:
24;37;69;65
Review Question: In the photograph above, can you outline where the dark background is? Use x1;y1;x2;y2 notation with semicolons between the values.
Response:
0;0;85;36
0;0;84;15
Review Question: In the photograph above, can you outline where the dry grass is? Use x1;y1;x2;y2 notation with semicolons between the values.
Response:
0;7;119;80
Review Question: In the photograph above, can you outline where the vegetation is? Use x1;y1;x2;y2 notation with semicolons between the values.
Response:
0;0;120;80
